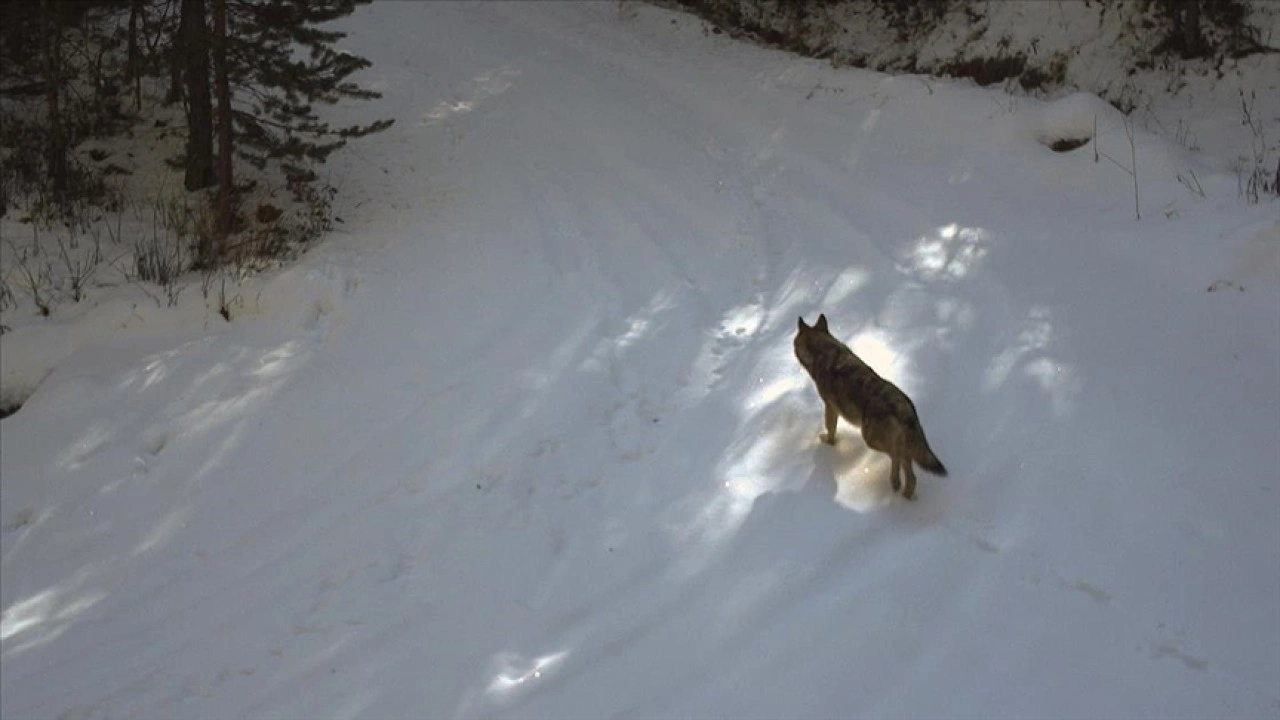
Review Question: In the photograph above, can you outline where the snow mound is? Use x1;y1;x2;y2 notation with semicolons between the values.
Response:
1032;91;1120;151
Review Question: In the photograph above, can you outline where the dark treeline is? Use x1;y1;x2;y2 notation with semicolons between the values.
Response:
1;0;392;264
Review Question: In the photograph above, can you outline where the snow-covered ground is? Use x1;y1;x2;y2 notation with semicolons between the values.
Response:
3;2;1279;718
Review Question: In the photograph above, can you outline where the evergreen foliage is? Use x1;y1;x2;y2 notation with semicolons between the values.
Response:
218;0;394;184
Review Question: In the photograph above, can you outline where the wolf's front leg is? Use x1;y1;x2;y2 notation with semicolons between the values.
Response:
823;402;838;444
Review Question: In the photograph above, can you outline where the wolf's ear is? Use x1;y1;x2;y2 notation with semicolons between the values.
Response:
816;314;828;332
797;315;808;331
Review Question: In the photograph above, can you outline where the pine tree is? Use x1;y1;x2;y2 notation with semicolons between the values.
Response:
1;0;124;216
175;0;392;257
180;0;215;192
212;0;231;238
223;0;393;182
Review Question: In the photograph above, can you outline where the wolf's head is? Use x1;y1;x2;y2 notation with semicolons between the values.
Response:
793;313;830;371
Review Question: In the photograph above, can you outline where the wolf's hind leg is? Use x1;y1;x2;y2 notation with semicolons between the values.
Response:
888;453;902;492
901;456;918;499
823;402;838;445
861;420;896;491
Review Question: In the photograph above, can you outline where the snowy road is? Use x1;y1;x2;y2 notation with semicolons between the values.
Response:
3;3;1278;718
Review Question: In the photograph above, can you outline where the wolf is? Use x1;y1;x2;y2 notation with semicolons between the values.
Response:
794;314;947;500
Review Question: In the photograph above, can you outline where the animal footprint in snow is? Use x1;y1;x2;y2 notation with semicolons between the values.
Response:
141;429;168;456
529;437;561;458
343;272;361;296
3;507;36;533
134;429;169;473
304;295;335;332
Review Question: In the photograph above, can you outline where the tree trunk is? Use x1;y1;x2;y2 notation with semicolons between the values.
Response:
181;0;214;193
1183;1;1203;58
166;0;185;104
166;8;183;106
212;0;232;247
167;44;183;103
128;0;142;110
41;0;68;202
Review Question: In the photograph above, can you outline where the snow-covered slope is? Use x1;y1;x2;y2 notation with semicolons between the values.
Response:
3;3;1278;718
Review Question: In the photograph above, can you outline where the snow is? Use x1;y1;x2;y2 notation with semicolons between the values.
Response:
3;2;1279;718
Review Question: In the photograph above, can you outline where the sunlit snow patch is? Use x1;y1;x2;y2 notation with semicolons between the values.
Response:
903;223;990;280
486;650;570;697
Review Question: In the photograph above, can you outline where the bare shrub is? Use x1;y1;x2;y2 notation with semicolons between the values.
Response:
5;238;55;316
1236;89;1278;204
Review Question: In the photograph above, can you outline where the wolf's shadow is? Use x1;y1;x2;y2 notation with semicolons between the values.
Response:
805;436;896;513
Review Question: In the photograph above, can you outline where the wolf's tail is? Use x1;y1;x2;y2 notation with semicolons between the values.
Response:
909;422;948;476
